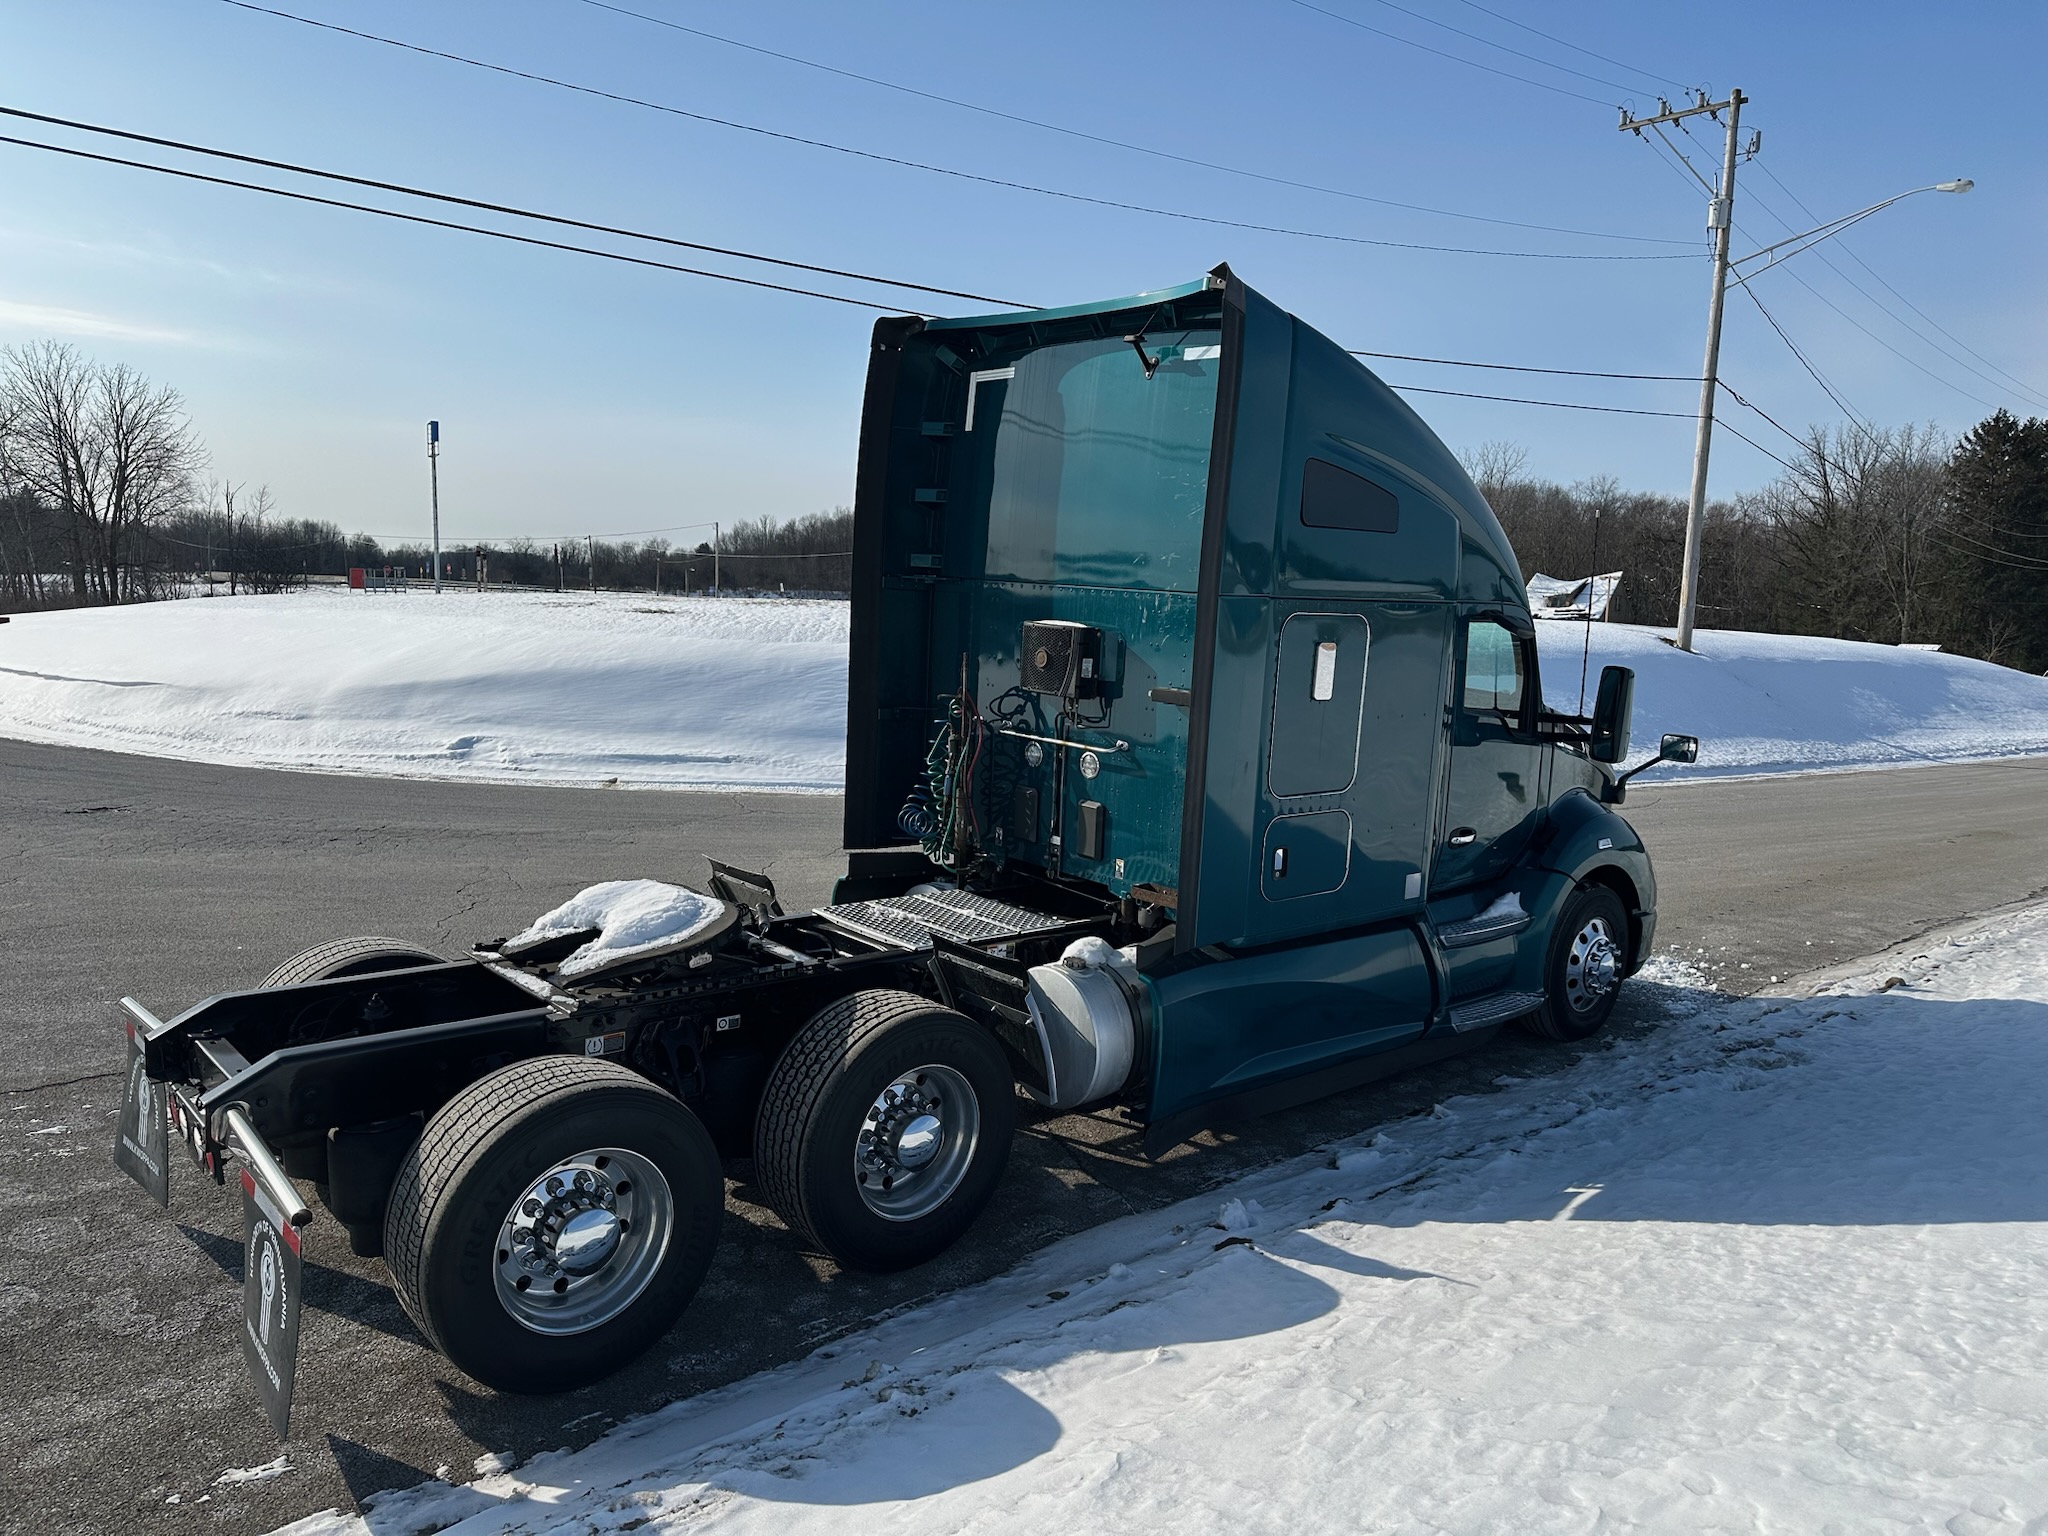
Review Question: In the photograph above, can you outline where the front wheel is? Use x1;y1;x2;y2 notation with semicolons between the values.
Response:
383;1056;724;1393
1523;885;1630;1042
755;990;1015;1273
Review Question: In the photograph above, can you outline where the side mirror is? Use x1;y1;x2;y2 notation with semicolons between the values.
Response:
1589;665;1633;764
1605;730;1703;803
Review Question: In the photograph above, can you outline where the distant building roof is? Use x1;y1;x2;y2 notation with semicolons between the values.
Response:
1527;571;1621;620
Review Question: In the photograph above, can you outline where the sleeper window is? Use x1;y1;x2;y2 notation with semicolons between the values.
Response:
1299;458;1400;533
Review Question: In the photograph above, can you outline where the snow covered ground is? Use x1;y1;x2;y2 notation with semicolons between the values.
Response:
274;905;2048;1535
1;586;2044;788
1535;619;2048;779
0;588;847;791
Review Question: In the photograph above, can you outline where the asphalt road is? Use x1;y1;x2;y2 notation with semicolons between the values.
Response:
3;739;2045;1535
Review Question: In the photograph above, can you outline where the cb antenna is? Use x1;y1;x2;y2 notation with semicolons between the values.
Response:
1578;505;1602;716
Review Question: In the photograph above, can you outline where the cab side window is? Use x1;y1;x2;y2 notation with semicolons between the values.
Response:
1461;621;1526;722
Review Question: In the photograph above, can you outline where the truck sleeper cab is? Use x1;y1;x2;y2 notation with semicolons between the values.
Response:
844;265;1664;1139
113;267;1679;1432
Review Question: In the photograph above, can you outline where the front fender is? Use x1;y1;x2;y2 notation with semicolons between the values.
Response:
1526;788;1658;973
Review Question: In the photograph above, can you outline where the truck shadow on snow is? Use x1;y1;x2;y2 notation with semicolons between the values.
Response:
1358;990;2048;1231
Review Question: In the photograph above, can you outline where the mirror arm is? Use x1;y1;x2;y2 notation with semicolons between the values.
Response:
1607;737;1696;802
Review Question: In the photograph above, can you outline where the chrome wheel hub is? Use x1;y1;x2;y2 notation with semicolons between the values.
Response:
1563;915;1620;1013
854;1064;980;1223
494;1147;672;1335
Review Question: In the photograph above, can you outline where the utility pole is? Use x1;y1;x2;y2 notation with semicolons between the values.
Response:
427;420;442;594
1620;88;1747;653
712;520;720;596
586;534;595;592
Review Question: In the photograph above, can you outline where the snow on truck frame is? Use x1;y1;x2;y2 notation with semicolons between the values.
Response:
114;266;1695;1434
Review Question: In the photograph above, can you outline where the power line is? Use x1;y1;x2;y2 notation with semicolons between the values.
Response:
1933;522;2048;564
1769;264;2004;413
1346;0;1645;95
0;105;1024;308
154;528;336;552
1441;0;1693;93
1928;535;2048;572
1710;416;1797;474
1732;206;2007;415
1713;376;1876;484
703;548;851;559
1282;0;1616;105
0;123;1777;379
218;0;1695;262
1351;349;1694;382
1715;378;1813;453
1740;283;1867;425
573;0;1692;248
1383;383;1694;417
0;133;911;311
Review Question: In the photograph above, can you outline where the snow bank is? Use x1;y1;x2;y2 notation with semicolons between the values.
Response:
0;588;2042;790
507;880;726;979
1536;619;2048;779
273;906;2048;1535
0;588;846;791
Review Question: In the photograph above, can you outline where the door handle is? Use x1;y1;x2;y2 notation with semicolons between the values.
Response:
1448;827;1478;846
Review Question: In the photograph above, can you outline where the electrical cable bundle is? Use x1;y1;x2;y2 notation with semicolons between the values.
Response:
898;692;1012;870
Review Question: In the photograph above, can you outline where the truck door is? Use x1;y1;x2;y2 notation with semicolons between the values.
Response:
1251;600;1448;938
1433;615;1546;894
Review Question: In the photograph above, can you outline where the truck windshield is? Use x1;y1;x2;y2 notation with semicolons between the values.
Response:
960;330;1221;591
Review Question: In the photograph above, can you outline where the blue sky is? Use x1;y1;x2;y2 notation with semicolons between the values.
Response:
2;0;2041;545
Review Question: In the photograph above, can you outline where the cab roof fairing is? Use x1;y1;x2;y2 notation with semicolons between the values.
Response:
898;267;1525;611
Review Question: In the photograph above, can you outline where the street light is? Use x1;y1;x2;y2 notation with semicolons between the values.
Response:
1728;180;1973;289
427;420;443;594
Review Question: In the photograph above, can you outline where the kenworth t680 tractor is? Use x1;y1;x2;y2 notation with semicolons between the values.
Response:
115;266;1692;1432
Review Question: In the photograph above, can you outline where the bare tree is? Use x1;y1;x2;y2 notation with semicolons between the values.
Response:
1758;422;1949;643
96;360;202;600
1458;439;1529;500
0;341;201;604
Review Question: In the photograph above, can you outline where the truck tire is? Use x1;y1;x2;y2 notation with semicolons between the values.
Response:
262;935;445;988
383;1055;724;1394
1523;884;1630;1042
755;989;1015;1273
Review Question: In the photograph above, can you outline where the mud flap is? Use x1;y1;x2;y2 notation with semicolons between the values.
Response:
241;1167;303;1438
113;1021;170;1208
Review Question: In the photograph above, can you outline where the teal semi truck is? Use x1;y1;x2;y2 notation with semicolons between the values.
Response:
115;267;1692;1432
